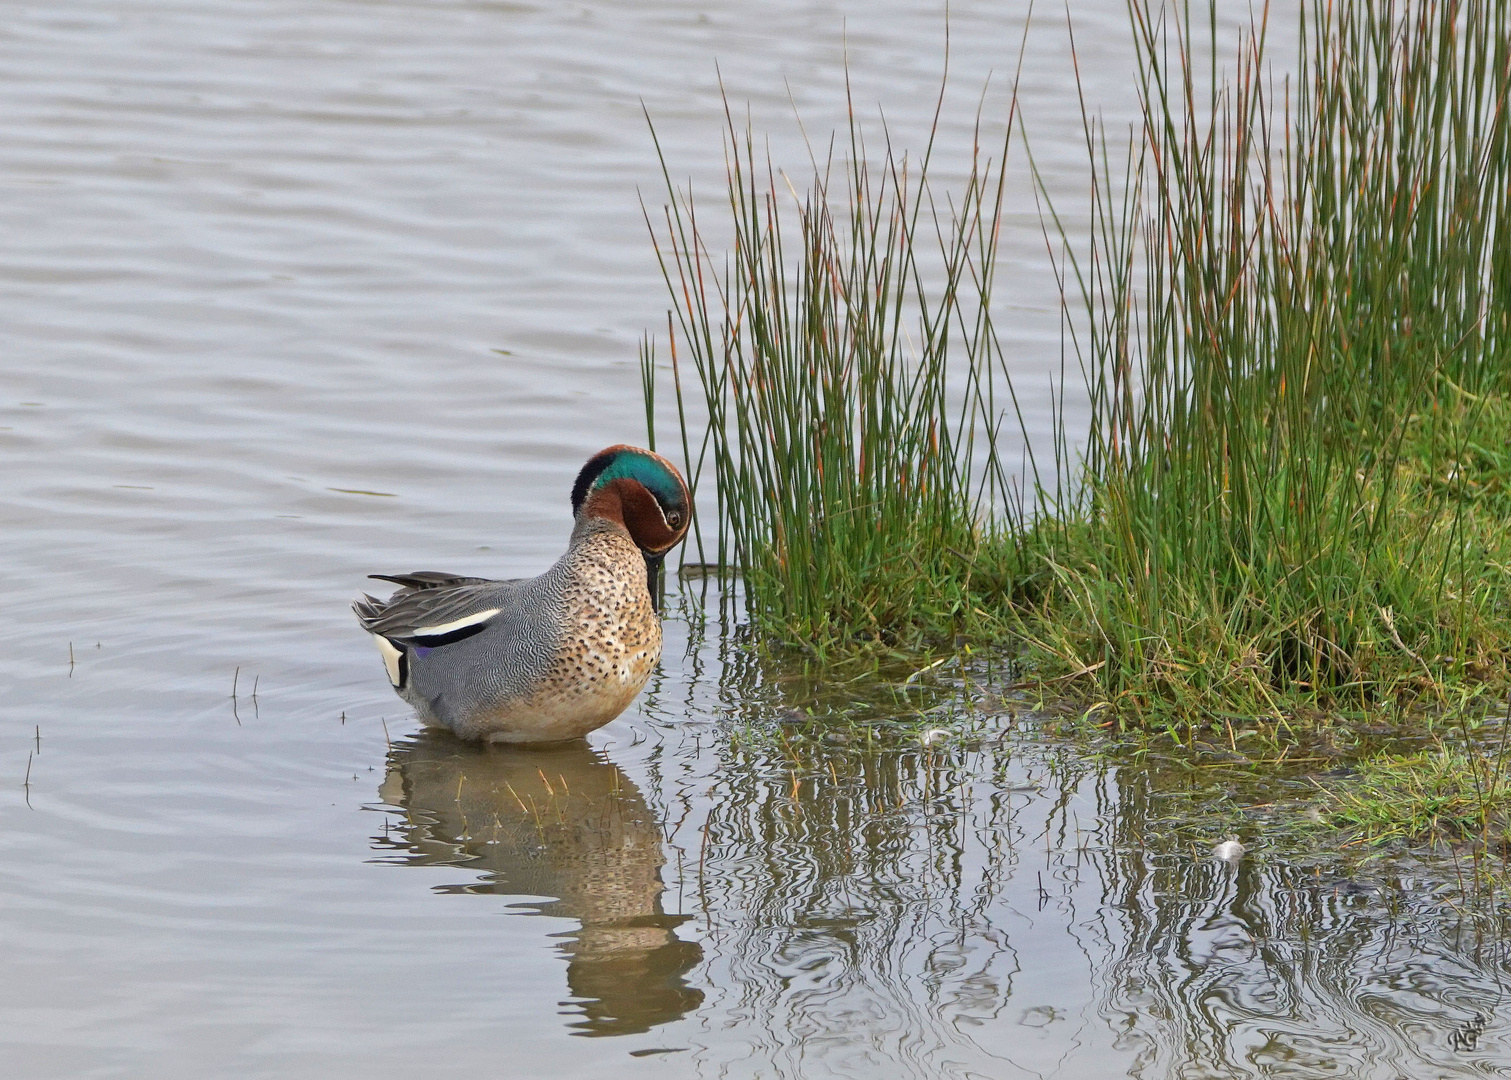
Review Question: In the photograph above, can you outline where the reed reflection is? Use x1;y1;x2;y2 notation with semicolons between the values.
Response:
664;723;1511;1076
1088;761;1511;1078
644;602;1511;1076
372;732;702;1037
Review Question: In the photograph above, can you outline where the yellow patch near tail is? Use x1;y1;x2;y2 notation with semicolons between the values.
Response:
372;635;404;687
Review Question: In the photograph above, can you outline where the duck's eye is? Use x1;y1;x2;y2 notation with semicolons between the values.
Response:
667;510;683;528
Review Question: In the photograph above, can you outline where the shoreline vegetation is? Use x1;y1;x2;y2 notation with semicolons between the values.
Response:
642;2;1511;857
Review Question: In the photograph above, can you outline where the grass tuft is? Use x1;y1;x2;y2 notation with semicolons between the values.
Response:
643;82;1024;655
643;0;1511;737
1019;0;1511;730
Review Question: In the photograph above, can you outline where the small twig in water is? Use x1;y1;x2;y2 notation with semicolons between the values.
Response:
1001;660;1107;692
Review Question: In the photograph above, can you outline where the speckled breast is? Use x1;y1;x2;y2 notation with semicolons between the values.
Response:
479;530;660;743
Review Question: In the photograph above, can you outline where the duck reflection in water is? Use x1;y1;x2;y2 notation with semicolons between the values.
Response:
373;731;703;1036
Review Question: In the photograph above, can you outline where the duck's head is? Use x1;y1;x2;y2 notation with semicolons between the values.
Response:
571;447;691;608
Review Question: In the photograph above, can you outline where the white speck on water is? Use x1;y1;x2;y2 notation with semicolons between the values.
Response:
1213;837;1245;863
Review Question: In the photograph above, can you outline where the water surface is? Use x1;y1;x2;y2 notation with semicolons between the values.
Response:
3;1;1508;1076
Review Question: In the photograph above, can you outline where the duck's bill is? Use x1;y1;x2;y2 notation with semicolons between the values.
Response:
644;552;665;613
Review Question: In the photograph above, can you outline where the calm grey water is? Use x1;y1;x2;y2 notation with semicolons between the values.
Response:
4;1;1510;1076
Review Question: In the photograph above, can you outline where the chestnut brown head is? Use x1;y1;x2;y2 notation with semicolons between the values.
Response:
571;445;692;555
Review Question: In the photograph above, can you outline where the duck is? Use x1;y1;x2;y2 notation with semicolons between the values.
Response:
354;445;691;743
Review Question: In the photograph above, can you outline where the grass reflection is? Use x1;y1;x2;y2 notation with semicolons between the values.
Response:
637;593;1511;1075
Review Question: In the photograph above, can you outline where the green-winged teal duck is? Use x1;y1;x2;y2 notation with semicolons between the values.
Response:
354;445;691;743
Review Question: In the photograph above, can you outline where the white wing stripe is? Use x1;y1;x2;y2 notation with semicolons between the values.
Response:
412;607;502;638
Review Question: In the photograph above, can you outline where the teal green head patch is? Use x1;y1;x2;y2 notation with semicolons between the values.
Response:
571;445;689;518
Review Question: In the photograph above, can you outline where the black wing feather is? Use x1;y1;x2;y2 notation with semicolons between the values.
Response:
367;571;493;590
354;573;523;643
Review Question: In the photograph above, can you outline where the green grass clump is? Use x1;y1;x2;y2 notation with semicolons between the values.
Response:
643;0;1511;732
1016;0;1511;728
1014;389;1511;727
643;91;1019;653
